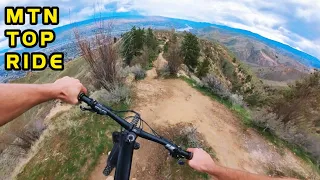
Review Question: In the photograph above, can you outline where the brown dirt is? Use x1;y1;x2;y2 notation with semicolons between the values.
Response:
131;79;258;174
132;79;317;179
89;77;318;180
153;52;168;71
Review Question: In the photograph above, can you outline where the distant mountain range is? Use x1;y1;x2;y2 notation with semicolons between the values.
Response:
1;15;319;82
194;27;312;81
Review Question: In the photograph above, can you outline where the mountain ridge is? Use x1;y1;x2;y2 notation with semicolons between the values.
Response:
0;15;319;83
1;15;319;68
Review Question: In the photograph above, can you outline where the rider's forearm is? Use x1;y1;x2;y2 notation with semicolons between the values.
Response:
0;83;59;126
206;165;297;180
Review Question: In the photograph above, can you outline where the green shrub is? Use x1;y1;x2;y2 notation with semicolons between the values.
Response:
163;42;169;53
197;58;210;78
221;59;235;79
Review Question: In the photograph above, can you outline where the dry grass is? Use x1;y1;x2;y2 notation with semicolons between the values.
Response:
0;56;92;179
265;164;307;180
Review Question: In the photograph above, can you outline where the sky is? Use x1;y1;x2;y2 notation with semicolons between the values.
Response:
0;0;320;59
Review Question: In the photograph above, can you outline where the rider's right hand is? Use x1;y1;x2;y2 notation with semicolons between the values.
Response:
52;76;87;104
187;148;216;173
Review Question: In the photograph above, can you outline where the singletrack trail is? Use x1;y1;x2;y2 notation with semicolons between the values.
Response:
90;54;316;180
130;78;314;179
90;78;315;180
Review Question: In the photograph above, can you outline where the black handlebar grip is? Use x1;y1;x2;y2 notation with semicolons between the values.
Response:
78;93;85;100
186;151;193;160
180;150;193;160
78;93;92;105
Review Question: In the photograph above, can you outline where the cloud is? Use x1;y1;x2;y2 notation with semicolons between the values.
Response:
116;7;129;12
293;0;320;22
0;0;319;60
123;0;320;59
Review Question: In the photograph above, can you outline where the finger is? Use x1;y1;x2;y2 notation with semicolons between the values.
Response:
81;85;88;94
187;148;195;152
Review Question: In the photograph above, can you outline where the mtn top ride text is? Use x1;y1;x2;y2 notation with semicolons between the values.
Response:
4;7;64;71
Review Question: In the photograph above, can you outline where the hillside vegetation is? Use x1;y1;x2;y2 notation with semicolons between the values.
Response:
253;71;320;166
154;30;320;172
195;27;311;82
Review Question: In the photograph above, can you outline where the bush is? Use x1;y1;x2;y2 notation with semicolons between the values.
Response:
9;120;46;152
251;109;320;166
163;42;169;53
165;33;182;75
167;43;182;75
245;92;266;107
229;94;245;106
130;65;146;80
156;64;170;77
197;58;210;78
134;123;216;180
75;22;118;90
272;72;320;125
118;64;146;81
201;74;231;99
221;59;236;80
99;84;131;105
131;46;150;68
262;72;320;164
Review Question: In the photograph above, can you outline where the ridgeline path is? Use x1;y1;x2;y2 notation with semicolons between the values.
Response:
90;53;317;180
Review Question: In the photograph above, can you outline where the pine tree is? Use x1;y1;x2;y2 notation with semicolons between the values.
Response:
145;28;158;52
121;26;146;65
181;32;200;71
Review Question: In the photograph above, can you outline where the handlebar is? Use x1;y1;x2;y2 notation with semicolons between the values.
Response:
78;93;193;160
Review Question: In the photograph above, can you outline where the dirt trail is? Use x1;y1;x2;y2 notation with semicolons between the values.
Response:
90;77;316;180
131;78;318;179
89;52;316;179
44;101;72;122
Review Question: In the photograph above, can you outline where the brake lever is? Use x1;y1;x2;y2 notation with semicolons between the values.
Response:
178;159;185;165
169;149;186;166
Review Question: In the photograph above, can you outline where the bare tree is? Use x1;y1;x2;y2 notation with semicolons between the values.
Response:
74;20;119;90
167;33;182;75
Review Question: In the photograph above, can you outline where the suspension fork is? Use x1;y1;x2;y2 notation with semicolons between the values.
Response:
114;131;140;180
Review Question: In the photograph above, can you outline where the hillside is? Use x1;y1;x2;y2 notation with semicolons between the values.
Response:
0;57;93;179
195;27;311;82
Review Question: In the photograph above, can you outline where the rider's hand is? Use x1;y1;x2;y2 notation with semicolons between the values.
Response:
187;148;216;173
52;76;87;104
